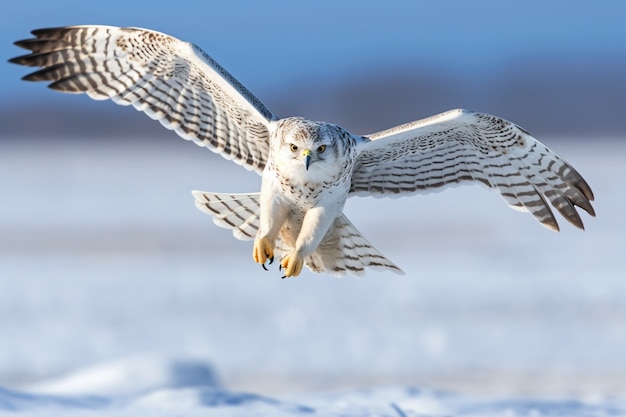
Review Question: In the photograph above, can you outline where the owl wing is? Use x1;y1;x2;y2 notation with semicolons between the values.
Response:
10;25;276;174
350;109;595;231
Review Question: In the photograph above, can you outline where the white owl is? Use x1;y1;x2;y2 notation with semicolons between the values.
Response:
10;26;595;277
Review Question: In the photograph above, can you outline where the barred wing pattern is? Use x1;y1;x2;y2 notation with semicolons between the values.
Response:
10;25;275;173
352;109;595;231
10;26;597;277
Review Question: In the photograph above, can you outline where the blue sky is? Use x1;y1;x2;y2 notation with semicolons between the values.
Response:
2;0;625;107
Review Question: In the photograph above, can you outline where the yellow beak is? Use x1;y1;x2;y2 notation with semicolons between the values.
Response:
302;149;312;170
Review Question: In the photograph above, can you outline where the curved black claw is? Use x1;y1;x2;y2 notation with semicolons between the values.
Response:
261;256;274;271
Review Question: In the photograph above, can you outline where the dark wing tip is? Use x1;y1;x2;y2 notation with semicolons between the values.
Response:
564;206;585;230
10;41;46;65
555;193;594;231
578;178;595;202
30;27;73;38
20;63;65;82
11;26;75;53
575;196;596;218
587;206;596;218
11;28;68;64
12;27;63;47
31;27;62;35
8;55;27;65
553;189;593;231
13;38;36;50
546;220;561;232
566;169;596;218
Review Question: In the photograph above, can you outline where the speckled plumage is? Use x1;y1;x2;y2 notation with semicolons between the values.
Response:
11;25;595;277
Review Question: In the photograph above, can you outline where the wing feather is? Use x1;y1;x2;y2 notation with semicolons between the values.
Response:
351;109;595;231
10;25;276;174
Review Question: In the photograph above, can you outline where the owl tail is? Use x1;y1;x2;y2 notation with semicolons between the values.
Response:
192;191;404;277
192;191;261;241
304;215;405;277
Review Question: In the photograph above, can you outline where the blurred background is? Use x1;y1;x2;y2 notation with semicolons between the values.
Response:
3;0;626;138
1;0;625;402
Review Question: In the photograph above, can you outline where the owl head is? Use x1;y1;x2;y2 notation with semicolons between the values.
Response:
272;117;353;182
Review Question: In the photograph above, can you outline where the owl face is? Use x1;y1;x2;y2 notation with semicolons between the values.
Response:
273;118;344;183
285;138;329;171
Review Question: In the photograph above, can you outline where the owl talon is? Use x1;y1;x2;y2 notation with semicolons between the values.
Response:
261;256;274;271
280;253;304;278
253;237;274;268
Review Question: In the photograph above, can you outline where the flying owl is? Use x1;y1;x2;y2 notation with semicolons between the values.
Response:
10;26;595;277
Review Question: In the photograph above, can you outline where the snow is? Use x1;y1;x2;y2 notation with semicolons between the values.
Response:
2;373;625;416
0;136;625;416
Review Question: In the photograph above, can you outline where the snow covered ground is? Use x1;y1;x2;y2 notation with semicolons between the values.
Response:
0;136;624;416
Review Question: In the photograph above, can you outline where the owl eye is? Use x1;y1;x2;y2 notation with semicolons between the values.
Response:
290;144;298;152
317;145;326;153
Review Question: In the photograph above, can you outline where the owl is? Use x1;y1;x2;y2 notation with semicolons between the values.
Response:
10;26;595;277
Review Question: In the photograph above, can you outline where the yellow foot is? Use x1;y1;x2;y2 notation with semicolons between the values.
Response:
253;237;274;269
280;253;304;278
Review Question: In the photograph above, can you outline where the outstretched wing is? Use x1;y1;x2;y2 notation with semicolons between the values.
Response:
351;109;595;231
10;25;276;174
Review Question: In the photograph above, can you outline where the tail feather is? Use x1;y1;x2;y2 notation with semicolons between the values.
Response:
306;215;404;277
192;191;404;276
192;191;260;241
